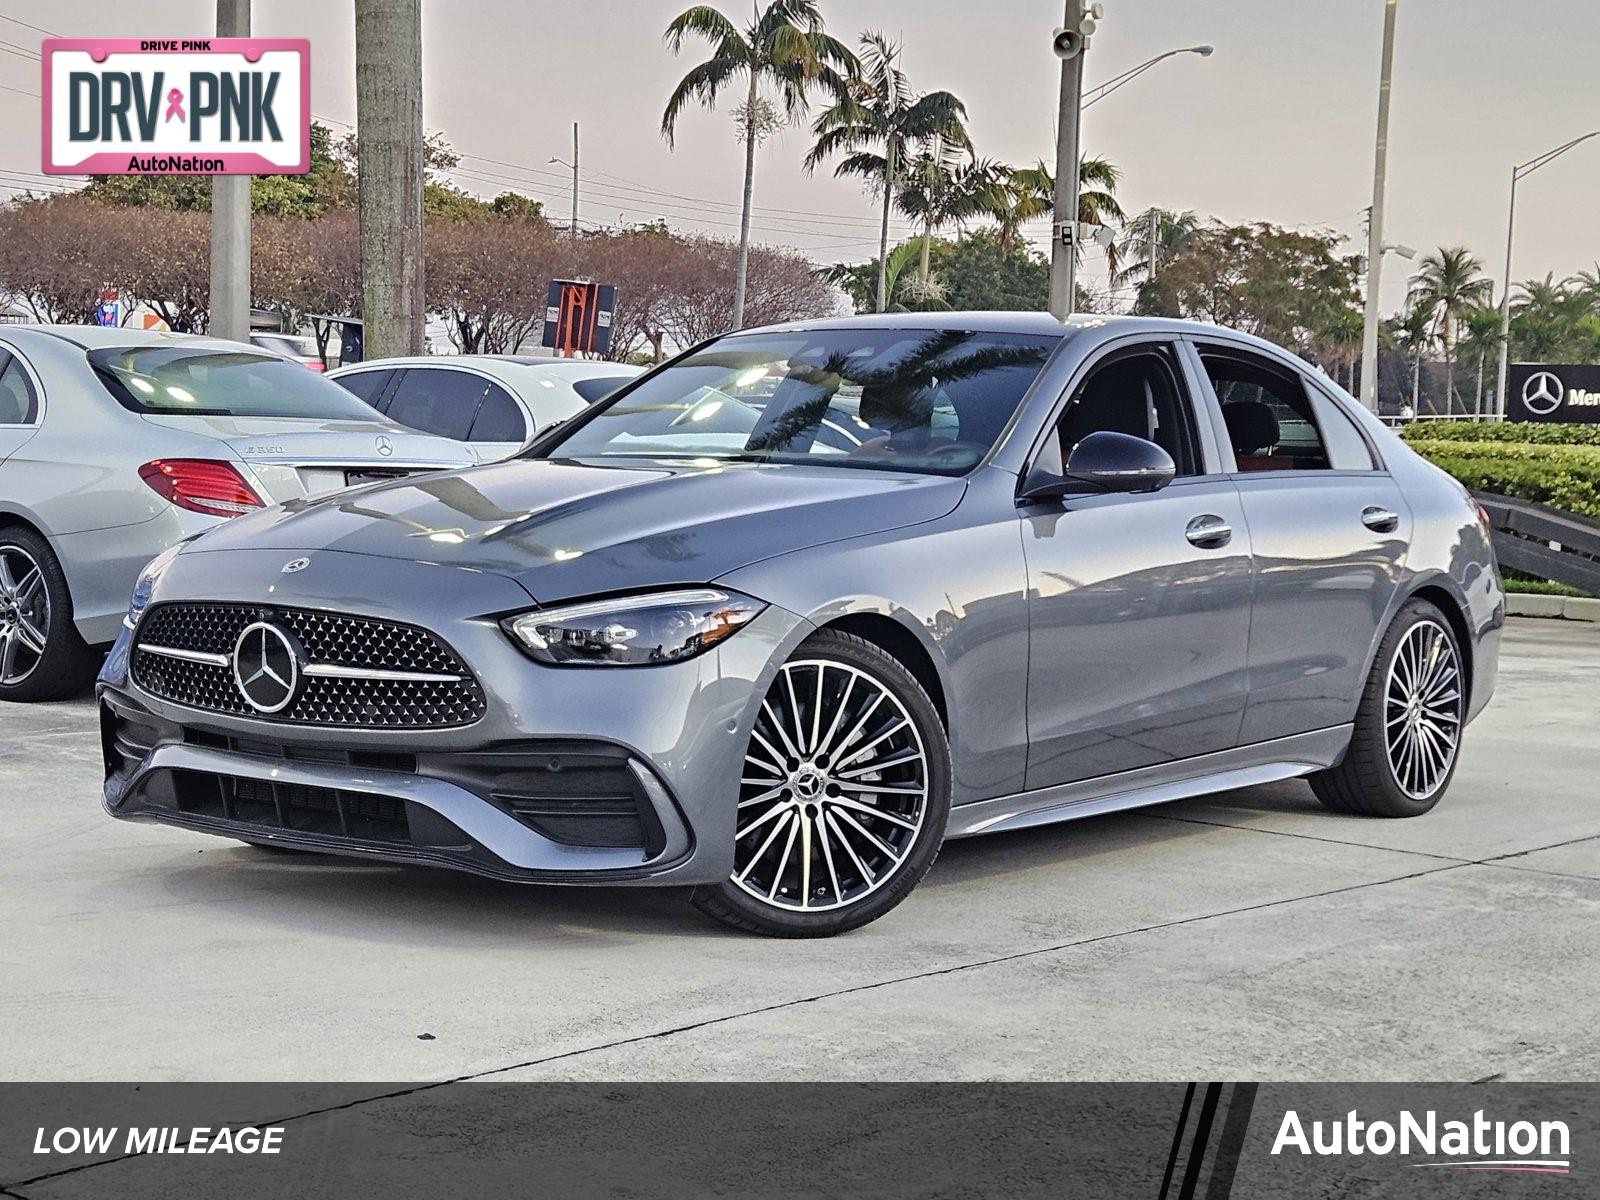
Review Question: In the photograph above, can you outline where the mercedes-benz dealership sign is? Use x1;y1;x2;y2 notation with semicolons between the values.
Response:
1506;363;1600;423
42;38;309;175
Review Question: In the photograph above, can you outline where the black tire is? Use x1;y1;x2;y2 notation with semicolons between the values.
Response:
0;526;98;703
1310;597;1465;818
691;629;951;937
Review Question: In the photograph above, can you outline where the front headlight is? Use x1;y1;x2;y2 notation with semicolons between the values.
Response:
502;588;766;667
123;542;184;630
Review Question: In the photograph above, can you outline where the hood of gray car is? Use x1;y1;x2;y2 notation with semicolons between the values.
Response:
185;457;967;603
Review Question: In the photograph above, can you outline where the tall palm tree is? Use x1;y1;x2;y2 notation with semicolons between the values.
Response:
897;144;1004;285
1407;246;1490;413
805;32;967;313
661;1;855;330
1457;301;1502;417
989;158;1123;270
1390;299;1436;414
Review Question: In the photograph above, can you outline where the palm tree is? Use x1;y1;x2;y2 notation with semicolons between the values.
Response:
1390;299;1436;414
661;1;855;330
1457;301;1502;417
1114;207;1201;288
897;144;1004;285
1407;246;1490;413
989;158;1123;270
805;32;967;313
823;240;936;313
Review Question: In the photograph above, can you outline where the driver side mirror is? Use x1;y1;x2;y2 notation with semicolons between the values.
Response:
1018;430;1176;502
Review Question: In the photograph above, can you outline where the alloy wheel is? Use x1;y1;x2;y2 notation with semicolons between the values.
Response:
0;546;50;687
733;659;929;912
1384;618;1462;800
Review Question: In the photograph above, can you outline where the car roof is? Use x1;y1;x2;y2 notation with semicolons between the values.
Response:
2;324;272;354
330;355;642;382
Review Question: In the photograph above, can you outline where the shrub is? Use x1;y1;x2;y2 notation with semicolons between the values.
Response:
1401;421;1600;448
1404;439;1600;519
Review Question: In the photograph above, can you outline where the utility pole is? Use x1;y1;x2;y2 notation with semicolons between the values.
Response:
355;0;426;358
1359;0;1398;412
570;122;580;237
1148;208;1158;278
208;0;251;342
1048;1;1095;320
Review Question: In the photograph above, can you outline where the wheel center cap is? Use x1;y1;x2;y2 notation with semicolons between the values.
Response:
793;769;824;800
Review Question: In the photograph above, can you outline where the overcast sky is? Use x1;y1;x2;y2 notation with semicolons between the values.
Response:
5;0;1597;312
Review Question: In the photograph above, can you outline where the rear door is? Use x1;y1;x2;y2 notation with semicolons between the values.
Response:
1187;339;1409;743
0;349;42;465
1020;338;1254;788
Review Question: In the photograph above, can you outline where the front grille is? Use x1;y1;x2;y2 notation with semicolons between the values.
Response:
132;602;487;729
170;768;412;843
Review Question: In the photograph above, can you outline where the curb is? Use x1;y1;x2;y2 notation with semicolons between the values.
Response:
1505;592;1600;623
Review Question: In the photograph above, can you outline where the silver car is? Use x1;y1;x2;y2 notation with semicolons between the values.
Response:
0;325;474;702
329;356;644;463
98;314;1503;936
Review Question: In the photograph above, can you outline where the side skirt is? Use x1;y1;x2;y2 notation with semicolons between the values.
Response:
946;726;1352;840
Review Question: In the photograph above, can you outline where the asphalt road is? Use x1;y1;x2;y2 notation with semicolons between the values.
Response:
2;617;1596;1082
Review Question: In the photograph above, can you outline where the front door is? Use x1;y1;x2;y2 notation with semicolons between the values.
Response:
1021;341;1254;790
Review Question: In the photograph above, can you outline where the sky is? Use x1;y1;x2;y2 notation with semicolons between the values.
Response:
4;0;1598;314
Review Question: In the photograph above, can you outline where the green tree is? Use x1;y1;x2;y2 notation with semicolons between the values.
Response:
661;0;855;330
1407;246;1490;410
933;228;1049;311
1114;207;1200;291
1457;301;1503;416
989;158;1122;269
1387;299;1436;413
805;31;967;313
822;239;927;312
897;143;1003;286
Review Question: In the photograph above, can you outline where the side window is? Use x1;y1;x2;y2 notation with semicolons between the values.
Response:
1306;387;1376;470
0;352;39;425
334;369;391;409
1046;345;1200;477
467;385;527;443
1202;350;1330;472
383;370;485;442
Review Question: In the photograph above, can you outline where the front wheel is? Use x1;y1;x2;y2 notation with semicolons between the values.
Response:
691;629;951;937
1311;598;1465;817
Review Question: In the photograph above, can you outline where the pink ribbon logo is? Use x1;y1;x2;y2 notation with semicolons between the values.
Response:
164;88;185;123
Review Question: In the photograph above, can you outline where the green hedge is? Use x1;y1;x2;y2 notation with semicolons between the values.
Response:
1404;438;1600;519
1400;421;1600;447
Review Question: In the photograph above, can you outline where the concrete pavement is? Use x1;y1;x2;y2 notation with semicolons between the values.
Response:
1;617;1595;1082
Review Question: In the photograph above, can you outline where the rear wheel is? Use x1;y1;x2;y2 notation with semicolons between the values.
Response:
691;629;951;937
1311;598;1465;817
0;528;97;703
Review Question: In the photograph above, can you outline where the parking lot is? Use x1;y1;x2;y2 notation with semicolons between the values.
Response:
2;617;1596;1083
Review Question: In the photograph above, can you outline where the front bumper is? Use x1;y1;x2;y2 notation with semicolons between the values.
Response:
98;547;809;886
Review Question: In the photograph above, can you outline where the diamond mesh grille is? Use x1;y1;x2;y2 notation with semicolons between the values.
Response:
132;603;487;729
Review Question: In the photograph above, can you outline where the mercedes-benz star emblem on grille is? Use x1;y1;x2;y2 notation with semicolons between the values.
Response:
1522;370;1565;416
375;434;394;457
231;622;302;714
281;557;311;575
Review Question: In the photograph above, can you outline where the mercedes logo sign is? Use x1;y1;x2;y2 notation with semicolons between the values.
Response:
232;622;303;714
281;557;311;575
375;434;394;457
1521;370;1565;417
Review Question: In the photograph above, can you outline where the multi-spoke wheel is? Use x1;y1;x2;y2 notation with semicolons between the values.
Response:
0;527;98;703
1311;598;1466;817
692;629;950;937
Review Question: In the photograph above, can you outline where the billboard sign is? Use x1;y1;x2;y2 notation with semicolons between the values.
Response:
1506;363;1600;424
542;280;617;357
42;38;310;175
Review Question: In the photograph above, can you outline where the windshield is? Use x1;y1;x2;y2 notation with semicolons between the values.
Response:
90;346;382;420
544;328;1060;475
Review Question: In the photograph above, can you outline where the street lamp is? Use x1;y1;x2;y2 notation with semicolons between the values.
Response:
1494;130;1600;418
1082;45;1214;109
549;121;579;238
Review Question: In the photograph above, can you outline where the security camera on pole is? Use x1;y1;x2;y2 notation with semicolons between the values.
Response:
1049;1;1100;320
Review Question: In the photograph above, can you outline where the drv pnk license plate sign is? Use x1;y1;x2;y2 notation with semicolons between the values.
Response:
42;38;310;175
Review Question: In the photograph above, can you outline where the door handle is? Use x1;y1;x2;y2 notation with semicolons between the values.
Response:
1185;514;1232;548
1361;505;1400;533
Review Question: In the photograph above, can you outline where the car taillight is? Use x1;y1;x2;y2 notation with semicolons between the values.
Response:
138;459;264;517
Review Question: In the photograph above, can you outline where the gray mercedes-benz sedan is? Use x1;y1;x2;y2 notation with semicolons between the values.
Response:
98;314;1503;936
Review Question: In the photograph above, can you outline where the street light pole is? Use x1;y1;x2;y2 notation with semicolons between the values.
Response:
1048;0;1089;320
1081;44;1213;109
549;123;580;239
1359;0;1398;412
208;0;251;343
1494;129;1600;418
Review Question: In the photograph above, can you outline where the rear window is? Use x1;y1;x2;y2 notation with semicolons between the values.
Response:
572;375;635;403
90;346;380;420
